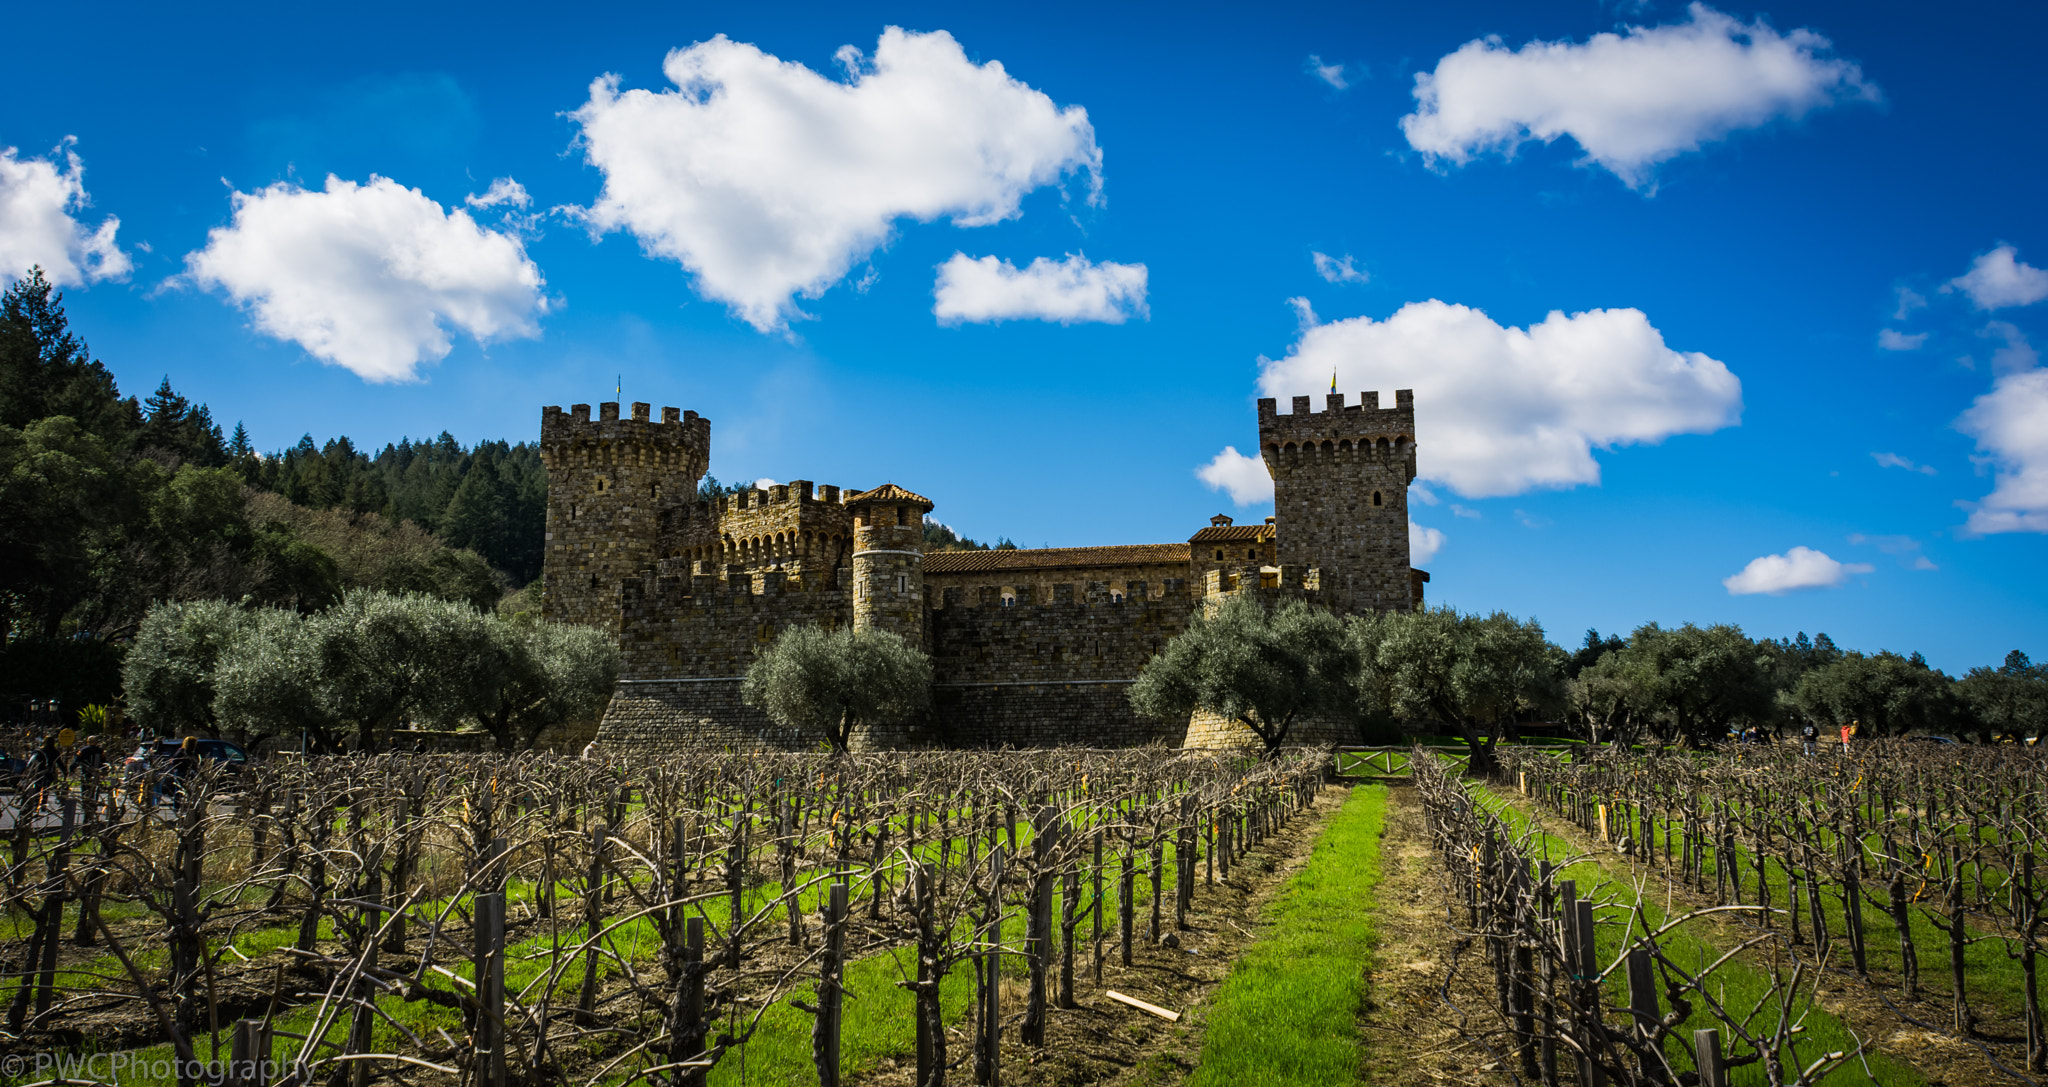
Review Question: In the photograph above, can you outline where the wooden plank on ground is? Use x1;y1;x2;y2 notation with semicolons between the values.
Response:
1105;990;1180;1022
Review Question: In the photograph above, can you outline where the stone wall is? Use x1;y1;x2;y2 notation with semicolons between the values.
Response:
610;572;851;681
1259;391;1416;613
596;679;812;754
919;580;1197;747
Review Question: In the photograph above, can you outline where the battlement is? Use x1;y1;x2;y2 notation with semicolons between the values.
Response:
668;480;849;526
620;567;851;611
931;578;1189;609
540;401;712;465
1257;390;1415;449
1201;564;1322;596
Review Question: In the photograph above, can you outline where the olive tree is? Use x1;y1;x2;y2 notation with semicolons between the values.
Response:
1619;622;1773;747
1375;608;1559;774
1957;650;2048;744
435;617;618;752
1129;595;1350;757
122;598;255;736
1794;649;1961;738
741;625;932;755
212;604;348;752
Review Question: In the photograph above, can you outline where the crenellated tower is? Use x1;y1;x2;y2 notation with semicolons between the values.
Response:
1258;389;1418;612
539;401;710;630
846;484;933;651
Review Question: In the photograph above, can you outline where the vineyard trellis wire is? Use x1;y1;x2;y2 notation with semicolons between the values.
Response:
0;746;1331;1087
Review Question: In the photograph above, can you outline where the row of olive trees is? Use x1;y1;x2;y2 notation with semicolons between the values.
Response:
121;588;617;752
1126;598;2047;765
1570;625;2046;748
1128;596;1556;769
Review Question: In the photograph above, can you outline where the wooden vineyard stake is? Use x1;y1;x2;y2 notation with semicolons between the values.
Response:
476;891;507;1087
1693;1028;1727;1087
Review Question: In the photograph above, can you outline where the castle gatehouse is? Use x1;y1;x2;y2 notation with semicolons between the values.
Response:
539;393;1429;752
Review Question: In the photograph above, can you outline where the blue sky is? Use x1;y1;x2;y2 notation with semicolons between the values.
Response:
3;1;2043;672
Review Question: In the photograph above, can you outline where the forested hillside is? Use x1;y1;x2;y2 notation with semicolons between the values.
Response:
0;269;552;703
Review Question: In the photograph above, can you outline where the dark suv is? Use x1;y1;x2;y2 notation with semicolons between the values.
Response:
122;738;253;780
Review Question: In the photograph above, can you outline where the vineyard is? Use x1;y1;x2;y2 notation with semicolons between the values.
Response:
9;739;2048;1086
0;749;1333;1087
1407;739;2048;1086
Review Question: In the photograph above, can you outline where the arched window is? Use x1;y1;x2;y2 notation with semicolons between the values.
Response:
1372;491;1384;507
1215;549;1224;560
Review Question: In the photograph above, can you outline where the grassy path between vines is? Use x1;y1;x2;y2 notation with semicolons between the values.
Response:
1188;783;1388;1087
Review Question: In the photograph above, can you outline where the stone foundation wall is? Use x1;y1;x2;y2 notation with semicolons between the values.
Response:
1180;707;1356;750
929;682;1183;748
928;581;1195;683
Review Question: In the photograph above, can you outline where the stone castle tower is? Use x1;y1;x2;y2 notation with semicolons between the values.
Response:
1258;390;1417;612
538;402;710;630
846;484;933;650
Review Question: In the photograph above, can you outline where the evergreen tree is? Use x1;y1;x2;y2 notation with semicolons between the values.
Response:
0;267;138;442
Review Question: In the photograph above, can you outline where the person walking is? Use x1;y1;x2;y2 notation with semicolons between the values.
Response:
163;736;199;814
23;736;60;819
1839;720;1858;756
72;735;106;779
1800;720;1819;756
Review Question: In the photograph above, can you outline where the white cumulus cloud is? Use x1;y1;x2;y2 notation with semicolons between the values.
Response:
1957;366;2048;535
1306;55;1350;91
1981;321;2041;376
570;28;1101;332
0;139;130;286
1948;245;2048;310
933;252;1147;325
1400;4;1875;189
1877;328;1926;351
1409;521;1446;563
1723;546;1872;595
182;175;547;383
1311;251;1367;284
1196;446;1272;506
1871;452;1936;476
1257;299;1742;498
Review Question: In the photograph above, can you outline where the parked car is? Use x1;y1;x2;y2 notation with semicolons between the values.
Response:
121;738;253;780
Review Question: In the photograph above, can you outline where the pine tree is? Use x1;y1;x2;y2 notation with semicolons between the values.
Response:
0;268;135;441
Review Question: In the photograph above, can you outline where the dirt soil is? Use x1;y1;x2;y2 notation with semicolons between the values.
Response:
1357;782;1520;1087
857;778;1356;1087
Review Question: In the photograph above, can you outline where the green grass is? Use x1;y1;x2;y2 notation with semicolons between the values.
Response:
1188;783;1387;1087
1480;785;1926;1086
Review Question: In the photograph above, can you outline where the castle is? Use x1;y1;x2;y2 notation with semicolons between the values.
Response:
540;392;1428;752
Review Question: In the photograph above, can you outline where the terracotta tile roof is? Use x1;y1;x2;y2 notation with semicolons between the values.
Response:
1188;524;1275;543
847;483;934;509
922;543;1191;574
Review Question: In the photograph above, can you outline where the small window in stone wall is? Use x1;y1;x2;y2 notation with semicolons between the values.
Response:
1214;549;1224;560
1372;490;1383;507
896;574;907;593
595;477;609;494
